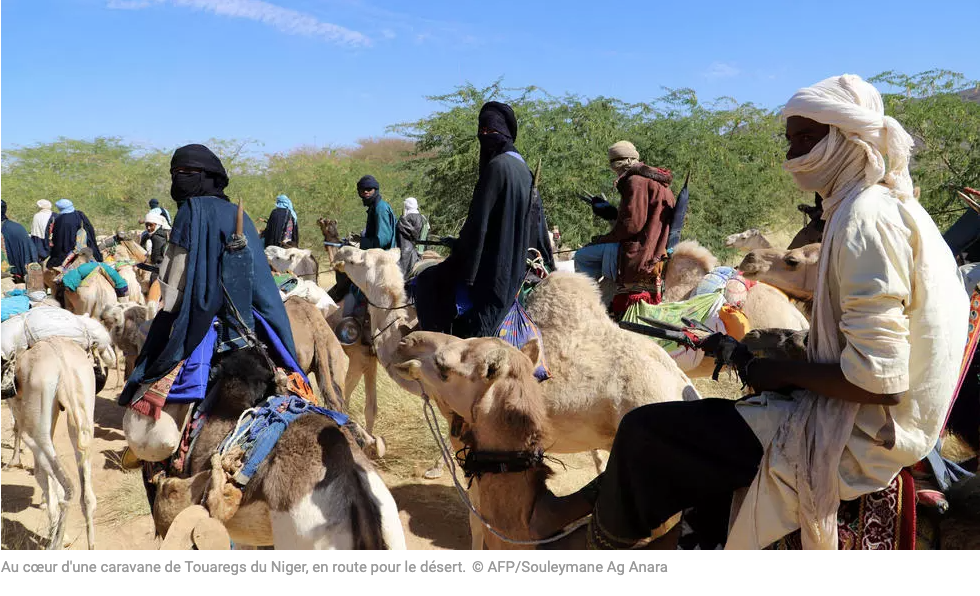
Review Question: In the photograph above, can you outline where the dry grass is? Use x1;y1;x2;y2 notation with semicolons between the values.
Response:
345;374;443;479
95;467;151;528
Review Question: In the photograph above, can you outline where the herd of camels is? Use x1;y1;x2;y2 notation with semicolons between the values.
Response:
4;216;978;550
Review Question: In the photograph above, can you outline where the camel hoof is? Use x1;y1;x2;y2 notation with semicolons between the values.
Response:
423;465;444;480
192;518;231;550
366;436;387;459
161;505;209;550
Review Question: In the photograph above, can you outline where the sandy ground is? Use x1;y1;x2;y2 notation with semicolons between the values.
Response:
1;370;602;550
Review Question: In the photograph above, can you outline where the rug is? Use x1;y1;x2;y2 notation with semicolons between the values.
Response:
768;468;916;550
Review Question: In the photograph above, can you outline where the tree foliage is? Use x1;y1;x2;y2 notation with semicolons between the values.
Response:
2;70;976;257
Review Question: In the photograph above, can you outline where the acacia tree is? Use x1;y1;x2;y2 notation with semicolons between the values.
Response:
870;69;980;228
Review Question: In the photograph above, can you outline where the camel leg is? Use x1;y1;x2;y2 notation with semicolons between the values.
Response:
363;358;385;458
65;410;97;549
3;413;24;469
20;431;73;549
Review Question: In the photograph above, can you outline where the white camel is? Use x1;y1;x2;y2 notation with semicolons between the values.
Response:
724;228;773;251
8;338;98;549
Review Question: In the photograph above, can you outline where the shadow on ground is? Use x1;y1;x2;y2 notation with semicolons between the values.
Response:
390;482;469;550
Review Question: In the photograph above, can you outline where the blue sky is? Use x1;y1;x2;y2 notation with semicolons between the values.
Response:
3;0;978;156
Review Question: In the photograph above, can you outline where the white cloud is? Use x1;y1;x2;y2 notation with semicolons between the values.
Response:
107;0;370;47
380;28;396;40
705;62;740;79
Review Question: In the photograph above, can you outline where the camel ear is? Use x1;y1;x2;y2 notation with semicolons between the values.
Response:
482;349;510;382
520;338;541;366
392;360;422;381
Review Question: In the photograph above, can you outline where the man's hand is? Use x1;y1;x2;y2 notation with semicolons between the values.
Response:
743;358;799;393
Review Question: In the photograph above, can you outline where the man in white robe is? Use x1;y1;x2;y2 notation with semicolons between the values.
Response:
553;74;969;550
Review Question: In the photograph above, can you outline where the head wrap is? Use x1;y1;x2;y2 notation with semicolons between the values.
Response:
37;199;52;211
149;198;160;208
275;194;298;224
403;197;420;215
169;144;229;206
782;74;915;215
477;101;518;173
357;175;381;207
145;212;166;228
55;198;75;214
608;140;640;173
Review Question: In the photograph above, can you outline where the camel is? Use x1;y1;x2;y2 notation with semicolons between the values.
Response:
9;338;98;549
317;217;341;265
115;263;145;305
391;336;681;549
724;229;773;251
265;246;320;283
283;297;348;415
64;271;119;318
737;243;821;302
100;302;154;380
142;347;406;549
334;246;699;546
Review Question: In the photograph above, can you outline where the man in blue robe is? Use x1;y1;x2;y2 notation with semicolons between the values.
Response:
2;200;40;282
47;199;102;268
118;144;298;411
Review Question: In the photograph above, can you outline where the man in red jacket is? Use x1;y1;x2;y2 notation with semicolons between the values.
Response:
574;141;676;300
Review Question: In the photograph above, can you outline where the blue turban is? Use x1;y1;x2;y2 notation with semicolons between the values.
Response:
275;194;298;224
55;199;75;214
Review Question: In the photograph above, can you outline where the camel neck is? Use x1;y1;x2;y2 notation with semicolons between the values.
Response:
475;468;551;550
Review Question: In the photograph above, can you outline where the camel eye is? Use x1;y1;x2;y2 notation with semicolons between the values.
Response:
784;257;800;268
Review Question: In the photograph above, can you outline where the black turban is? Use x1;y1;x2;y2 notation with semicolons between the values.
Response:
170;144;229;205
478;102;518;141
357;175;380;192
477;101;518;173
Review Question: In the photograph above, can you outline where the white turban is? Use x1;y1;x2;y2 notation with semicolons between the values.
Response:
36;199;52;210
403;197;419;215
145;212;166;228
782;74;915;209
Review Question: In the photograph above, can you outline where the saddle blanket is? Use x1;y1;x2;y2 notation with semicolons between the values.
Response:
623;292;727;370
61;262;128;293
217;394;349;485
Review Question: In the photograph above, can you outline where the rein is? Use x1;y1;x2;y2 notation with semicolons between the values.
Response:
418;383;589;546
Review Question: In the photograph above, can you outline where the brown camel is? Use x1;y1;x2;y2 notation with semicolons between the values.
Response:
142;348;406;549
317;217;341;265
283;297;347;412
392;336;680;550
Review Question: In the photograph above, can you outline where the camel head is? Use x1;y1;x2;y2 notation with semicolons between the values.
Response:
317;218;340;242
333;246;404;299
725;229;772;251
738;243;821;300
393;335;550;453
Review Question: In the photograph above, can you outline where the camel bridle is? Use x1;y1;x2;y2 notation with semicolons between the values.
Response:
418;382;589;546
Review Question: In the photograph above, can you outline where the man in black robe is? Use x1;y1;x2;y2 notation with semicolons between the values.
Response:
262;194;299;248
119;144;298;409
2;200;40;282
47;198;102;268
413;101;533;338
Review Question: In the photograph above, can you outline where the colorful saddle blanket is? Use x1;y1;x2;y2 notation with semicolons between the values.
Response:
768;469;916;550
